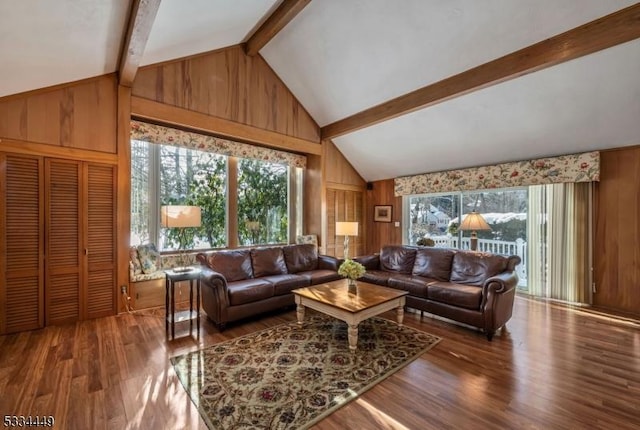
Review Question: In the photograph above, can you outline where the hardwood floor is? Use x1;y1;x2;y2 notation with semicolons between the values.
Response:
1;295;639;429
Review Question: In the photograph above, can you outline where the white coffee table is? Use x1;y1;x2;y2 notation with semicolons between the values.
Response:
293;279;408;352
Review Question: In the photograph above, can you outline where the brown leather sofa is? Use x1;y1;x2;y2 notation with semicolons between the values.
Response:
355;245;521;340
197;244;342;329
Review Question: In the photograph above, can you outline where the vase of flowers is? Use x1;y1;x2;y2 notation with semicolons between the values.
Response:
338;259;366;291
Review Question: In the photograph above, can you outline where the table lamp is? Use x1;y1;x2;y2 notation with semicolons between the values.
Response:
459;211;491;251
336;221;359;259
160;205;202;271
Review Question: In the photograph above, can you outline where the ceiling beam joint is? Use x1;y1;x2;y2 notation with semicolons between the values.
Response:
118;0;162;87
244;0;312;56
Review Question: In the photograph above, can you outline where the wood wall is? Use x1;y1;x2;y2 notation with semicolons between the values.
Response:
131;44;367;256
0;75;117;153
593;145;640;315
304;140;366;256
365;179;403;254
132;45;320;143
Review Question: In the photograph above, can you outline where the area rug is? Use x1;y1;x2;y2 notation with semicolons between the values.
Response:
171;314;442;429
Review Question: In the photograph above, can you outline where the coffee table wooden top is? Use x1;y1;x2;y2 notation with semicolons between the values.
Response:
293;279;407;313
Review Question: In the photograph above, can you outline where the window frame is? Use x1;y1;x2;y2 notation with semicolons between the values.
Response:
130;140;302;251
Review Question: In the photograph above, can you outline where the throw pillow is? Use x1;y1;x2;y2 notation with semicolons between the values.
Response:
138;243;160;274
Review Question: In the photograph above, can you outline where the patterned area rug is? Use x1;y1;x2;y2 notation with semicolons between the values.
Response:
171;314;442;429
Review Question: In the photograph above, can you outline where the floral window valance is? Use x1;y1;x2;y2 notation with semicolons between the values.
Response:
130;120;306;169
394;151;599;196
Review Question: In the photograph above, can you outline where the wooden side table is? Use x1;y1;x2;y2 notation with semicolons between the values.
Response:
164;268;201;339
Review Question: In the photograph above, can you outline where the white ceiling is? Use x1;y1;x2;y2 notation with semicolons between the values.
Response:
141;0;279;66
0;0;131;97
2;0;639;182
262;0;637;125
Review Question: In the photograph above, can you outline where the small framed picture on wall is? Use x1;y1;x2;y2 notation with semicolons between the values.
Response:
374;205;392;222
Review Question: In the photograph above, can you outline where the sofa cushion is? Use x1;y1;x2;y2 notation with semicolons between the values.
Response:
427;282;483;310
130;271;165;282
412;248;455;281
227;279;274;306
202;249;253;282
388;274;435;298
360;270;392;286
137;243;160;274
297;270;343;285
380;246;417;274
251;247;288;278
450;251;509;286
283;244;318;273
263;274;309;295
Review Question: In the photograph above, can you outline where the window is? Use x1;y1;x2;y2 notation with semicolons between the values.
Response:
407;194;459;247
131;140;298;250
158;145;227;250
131;140;151;245
237;159;289;246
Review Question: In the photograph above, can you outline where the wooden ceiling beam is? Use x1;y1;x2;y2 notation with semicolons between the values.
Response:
321;3;640;140
244;0;312;56
118;0;162;87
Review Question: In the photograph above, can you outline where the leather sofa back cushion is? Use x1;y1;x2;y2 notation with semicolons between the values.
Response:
412;248;455;281
251;247;288;278
380;246;417;274
204;249;253;282
449;251;509;286
283;244;318;273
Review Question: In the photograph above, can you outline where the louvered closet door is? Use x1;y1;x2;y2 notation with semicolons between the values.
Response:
0;154;44;334
45;159;82;325
84;163;116;318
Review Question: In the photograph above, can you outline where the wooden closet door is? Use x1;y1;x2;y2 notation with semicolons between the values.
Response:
0;153;44;334
84;163;116;318
45;159;82;325
326;188;364;258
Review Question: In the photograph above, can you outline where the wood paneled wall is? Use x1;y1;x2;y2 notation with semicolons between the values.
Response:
324;141;366;257
593;145;640;315
304;140;366;256
304;153;324;243
326;189;364;258
0;75;117;153
132;45;320;143
324;141;365;188
365;179;402;254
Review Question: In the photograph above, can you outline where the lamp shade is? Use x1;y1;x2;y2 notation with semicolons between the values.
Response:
160;205;202;228
459;211;491;231
336;221;358;236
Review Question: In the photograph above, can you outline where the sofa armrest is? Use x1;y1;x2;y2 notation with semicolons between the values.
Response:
481;270;519;335
354;254;380;270
200;267;231;324
318;255;342;271
482;271;519;295
200;267;228;293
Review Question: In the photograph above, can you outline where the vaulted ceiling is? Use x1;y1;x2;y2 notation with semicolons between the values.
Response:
2;0;639;181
